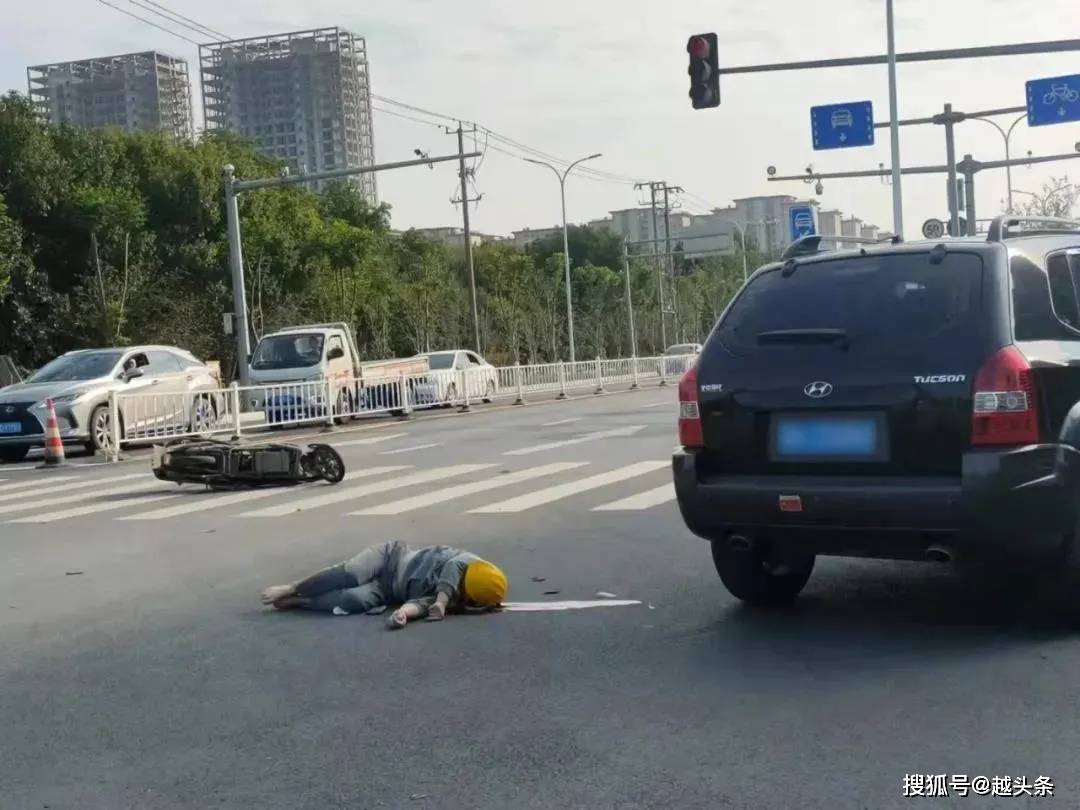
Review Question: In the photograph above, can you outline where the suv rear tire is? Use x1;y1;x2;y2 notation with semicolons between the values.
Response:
710;539;815;606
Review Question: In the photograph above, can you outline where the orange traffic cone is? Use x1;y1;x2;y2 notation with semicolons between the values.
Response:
38;398;67;468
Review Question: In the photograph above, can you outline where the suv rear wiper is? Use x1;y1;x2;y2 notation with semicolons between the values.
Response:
756;329;849;348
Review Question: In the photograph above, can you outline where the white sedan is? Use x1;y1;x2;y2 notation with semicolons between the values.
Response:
416;350;500;405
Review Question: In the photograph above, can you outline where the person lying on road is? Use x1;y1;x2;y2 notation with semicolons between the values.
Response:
260;540;508;629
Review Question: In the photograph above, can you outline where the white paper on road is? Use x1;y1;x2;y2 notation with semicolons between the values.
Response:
117;467;408;520
470;460;668;513
593;483;675;511
350;461;588;515
0;474;154;516
501;600;642;611
330;432;407;447
240;464;493;517
503;425;645;456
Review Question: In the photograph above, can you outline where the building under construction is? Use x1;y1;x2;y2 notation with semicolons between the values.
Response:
200;28;377;202
27;51;193;139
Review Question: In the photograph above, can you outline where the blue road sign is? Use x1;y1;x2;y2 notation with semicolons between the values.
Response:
789;206;816;241
1026;74;1080;127
811;101;874;150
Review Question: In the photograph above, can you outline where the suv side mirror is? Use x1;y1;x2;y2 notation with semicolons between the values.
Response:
122;367;144;382
327;346;345;360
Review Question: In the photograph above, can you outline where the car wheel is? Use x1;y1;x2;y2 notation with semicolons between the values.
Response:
334;389;353;426
88;404;119;457
710;539;814;606
482;380;496;404
0;445;30;463
188;395;217;438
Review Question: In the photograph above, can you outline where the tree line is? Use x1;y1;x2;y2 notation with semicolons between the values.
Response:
0;92;752;377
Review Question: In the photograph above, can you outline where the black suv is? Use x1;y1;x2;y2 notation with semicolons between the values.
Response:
673;216;1080;605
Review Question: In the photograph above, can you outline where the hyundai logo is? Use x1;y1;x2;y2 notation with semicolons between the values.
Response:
804;381;833;398
2;405;13;415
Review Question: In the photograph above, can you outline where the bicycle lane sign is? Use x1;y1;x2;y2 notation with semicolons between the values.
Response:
1026;74;1080;126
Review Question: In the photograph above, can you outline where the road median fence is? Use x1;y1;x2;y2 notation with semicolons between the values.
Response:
106;354;696;461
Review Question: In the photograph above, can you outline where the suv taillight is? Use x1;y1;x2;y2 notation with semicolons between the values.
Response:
678;365;703;448
971;346;1040;446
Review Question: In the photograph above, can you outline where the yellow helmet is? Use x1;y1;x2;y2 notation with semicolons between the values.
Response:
463;560;508;606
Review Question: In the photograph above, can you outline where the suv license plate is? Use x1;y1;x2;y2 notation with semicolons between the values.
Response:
771;413;887;461
0;421;22;434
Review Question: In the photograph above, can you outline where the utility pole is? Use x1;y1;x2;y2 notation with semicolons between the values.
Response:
636;181;667;351
448;122;482;354
885;0;904;238
660;183;683;341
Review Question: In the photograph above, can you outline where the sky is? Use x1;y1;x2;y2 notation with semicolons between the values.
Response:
5;0;1080;238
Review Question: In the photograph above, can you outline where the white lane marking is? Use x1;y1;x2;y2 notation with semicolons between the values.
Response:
117;467;407;521
640;401;672;409
0;464;40;472
240;464;493;518
469;460;669;513
331;432;408;447
503;425;645;456
541;417;582;427
10;492;182;524
0;475;78;493
593;483;675;511
501;600;642;612
350;462;588;515
0;475;153;515
379;442;443;456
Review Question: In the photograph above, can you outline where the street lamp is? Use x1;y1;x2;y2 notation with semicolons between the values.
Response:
968;112;1027;213
524;152;603;363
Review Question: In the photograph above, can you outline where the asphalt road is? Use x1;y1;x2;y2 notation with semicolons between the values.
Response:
2;385;1078;809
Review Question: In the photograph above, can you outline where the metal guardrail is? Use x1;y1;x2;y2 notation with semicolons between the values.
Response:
106;354;696;461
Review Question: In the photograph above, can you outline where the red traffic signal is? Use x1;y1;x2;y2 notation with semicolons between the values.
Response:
686;33;719;109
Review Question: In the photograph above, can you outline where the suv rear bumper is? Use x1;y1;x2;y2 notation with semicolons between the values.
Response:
673;444;1080;562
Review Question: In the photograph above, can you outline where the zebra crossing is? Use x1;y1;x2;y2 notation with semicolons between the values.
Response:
0;457;678;525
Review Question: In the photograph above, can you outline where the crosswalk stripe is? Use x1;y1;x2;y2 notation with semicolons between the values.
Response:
541;417;581;426
0;475;78;494
0;475;155;516
239;464;493;518
469;460;669;513
10;492;180;524
503;425;645;456
116;466;408;521
331;432;407;447
350;462;588;515
640;401;671;409
592;483;675;511
379;442;443;455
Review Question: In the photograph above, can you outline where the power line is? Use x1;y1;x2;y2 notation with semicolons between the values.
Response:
92;0;200;45
371;105;447;130
129;0;228;40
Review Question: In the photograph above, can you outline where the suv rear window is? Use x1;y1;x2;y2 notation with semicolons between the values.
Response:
716;252;984;357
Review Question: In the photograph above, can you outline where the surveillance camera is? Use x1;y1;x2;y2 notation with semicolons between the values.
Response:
815;181;824;196
767;165;776;176
414;149;423;157
805;166;813;175
223;163;235;176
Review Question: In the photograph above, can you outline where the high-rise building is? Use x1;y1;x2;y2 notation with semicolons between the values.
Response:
199;28;377;202
27;51;193;139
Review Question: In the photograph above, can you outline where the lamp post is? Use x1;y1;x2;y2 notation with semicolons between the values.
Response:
524;152;603;363
969;112;1027;213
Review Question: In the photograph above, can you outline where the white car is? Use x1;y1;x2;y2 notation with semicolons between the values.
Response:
662;343;702;377
417;350;499;404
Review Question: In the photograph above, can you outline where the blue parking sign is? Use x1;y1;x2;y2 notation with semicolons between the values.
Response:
1026;74;1080;127
789;206;816;241
811;101;874;150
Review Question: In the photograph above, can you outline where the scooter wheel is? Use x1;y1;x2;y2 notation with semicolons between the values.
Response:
308;444;345;484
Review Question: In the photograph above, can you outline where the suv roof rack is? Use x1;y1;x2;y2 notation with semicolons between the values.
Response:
986;215;1080;243
780;233;900;260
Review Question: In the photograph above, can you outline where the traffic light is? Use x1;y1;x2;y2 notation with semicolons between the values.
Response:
687;34;719;109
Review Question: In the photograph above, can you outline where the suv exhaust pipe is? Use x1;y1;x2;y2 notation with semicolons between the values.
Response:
925;546;953;563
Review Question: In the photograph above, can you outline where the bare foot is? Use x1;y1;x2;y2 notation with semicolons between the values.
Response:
261;584;294;605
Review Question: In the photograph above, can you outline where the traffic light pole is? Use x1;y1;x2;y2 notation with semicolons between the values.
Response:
224;151;477;386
